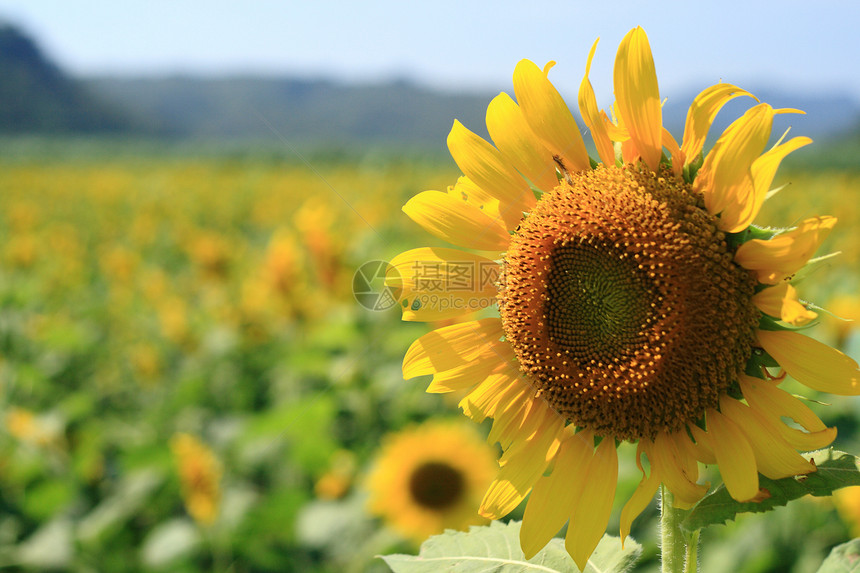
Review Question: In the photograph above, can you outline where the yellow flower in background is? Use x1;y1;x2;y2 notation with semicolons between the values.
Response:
834;486;860;537
366;421;497;542
390;26;860;568
315;450;358;500
5;407;61;448
170;433;222;526
828;294;860;349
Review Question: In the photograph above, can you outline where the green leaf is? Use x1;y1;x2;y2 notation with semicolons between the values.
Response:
683;449;860;532
816;538;860;573
379;520;642;573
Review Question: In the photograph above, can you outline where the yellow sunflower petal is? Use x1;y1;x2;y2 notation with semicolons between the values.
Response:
602;105;628;142
479;411;565;519
688;424;717;465
520;431;594;559
402;191;511;251
426;349;513;393
752;283;818;326
738;374;829;434
459;369;527;423
705;409;760;501
513;59;591;173
447;120;535;229
720;135;812;232
734;216;837;284
647;433;707;508
489;397;556;455
662;127;683;176
487;394;534;449
774;421;837;452
387;247;500;322
694;103;775;231
757;330;860;395
681;83;756;164
738;375;837;451
448;176;504;225
620;443;660;545
402;318;504;378
748;135;812;207
613;27;662;171
486;92;559;193
566;437;618;571
578;39;615;167
497;405;564;466
719;395;815;479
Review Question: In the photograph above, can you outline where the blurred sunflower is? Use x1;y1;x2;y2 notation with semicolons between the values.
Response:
170;433;222;527
365;421;496;542
388;26;860;568
833;486;860;537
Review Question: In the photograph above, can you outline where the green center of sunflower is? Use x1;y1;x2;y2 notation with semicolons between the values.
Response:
498;165;760;441
408;461;465;510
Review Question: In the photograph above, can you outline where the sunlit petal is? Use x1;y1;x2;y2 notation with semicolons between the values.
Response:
486;93;559;193
513;59;591;173
613;27;662;171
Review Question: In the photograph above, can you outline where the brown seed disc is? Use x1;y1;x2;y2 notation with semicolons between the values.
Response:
498;165;759;440
408;461;465;510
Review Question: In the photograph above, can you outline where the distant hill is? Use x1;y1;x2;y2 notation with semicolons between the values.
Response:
86;74;860;147
83;75;495;147
0;22;133;134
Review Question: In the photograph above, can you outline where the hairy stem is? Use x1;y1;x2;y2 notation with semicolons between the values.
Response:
660;486;696;573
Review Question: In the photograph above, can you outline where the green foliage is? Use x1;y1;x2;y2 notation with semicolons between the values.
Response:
683;449;860;532
380;521;642;573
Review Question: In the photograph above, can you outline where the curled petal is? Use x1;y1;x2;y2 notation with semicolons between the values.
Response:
613;27;662;171
620;443;660;545
578;39;615;166
681;83;756;164
752;283;818;326
734;216;837;284
694;103;775;231
662;127;683;176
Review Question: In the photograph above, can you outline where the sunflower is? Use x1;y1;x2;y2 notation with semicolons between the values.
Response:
365;421;497;542
387;26;860;569
170;433;222;527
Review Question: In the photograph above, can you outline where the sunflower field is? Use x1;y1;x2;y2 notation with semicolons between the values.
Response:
0;139;859;572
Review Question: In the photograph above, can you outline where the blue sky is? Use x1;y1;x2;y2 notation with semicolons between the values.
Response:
2;0;859;103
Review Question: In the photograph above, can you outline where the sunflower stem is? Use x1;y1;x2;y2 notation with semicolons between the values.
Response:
660;486;694;573
686;530;700;573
